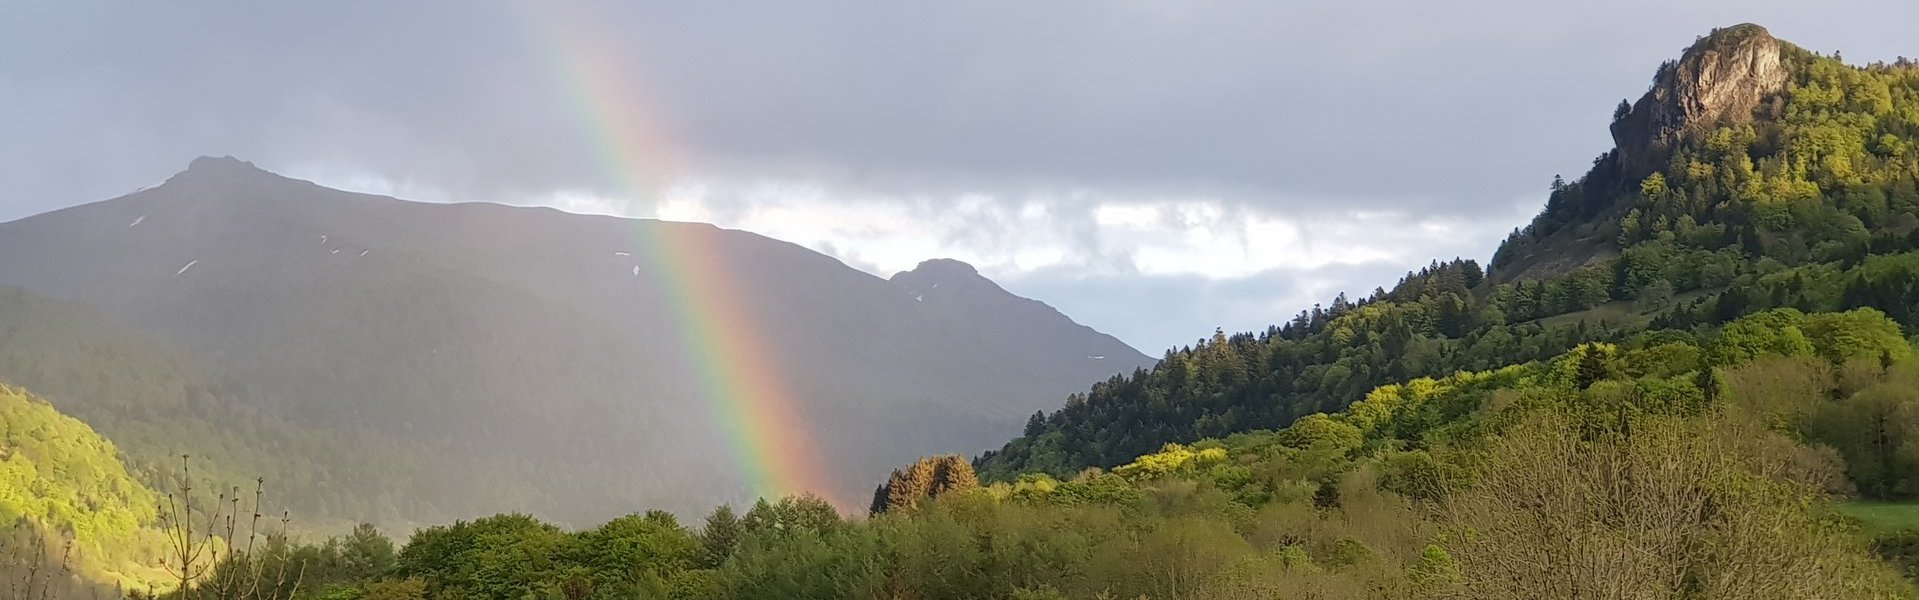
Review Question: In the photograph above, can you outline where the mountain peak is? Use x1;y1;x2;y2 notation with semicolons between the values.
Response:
187;155;264;174
1610;23;1788;176
890;259;991;297
164;155;282;187
899;258;981;279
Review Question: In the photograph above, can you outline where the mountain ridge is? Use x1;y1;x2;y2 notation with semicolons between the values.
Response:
0;157;1154;524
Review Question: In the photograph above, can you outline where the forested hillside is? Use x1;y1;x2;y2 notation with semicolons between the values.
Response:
0;287;420;529
137;307;1919;599
979;23;1919;481
0;383;171;593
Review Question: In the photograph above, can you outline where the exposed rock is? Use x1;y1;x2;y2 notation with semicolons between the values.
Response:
1610;24;1788;177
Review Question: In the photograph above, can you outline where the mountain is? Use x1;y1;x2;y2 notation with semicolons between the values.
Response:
980;23;1919;480
0;157;1153;524
19;23;1919;600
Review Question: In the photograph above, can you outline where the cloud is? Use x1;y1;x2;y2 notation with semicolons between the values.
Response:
519;177;1534;350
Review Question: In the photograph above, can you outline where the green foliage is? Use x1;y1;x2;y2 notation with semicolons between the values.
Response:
0;382;172;590
1803;307;1915;364
393;514;571;599
741;494;842;537
697;505;740;569
1841;502;1919;533
1713;308;1817;363
81;306;1909;600
1111;443;1227;481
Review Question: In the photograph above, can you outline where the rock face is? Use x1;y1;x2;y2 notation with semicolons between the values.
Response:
1611;24;1789;176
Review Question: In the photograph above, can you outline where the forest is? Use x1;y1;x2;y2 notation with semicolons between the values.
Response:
11;23;1919;600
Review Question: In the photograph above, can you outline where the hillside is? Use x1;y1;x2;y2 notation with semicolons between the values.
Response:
153;308;1919;600
979;23;1919;480
0;158;1153;525
0;383;171;593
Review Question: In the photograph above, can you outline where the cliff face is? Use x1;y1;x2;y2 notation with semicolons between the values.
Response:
1611;24;1789;176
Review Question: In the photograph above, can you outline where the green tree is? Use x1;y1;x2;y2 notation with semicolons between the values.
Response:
699;505;741;569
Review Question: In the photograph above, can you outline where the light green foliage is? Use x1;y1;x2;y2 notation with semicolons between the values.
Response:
1112;443;1227;481
569;511;701;595
1802;307;1914;364
392;513;572;599
1274;414;1362;452
1840;502;1919;533
1408;545;1461;593
0;382;172;589
741;494;842;536
1713;308;1817;363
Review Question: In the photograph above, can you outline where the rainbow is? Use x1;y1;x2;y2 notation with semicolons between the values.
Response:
524;4;837;506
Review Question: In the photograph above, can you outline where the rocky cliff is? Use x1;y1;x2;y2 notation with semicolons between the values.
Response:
1610;23;1789;177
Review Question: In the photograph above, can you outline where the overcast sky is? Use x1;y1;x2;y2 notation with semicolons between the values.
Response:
5;1;1918;352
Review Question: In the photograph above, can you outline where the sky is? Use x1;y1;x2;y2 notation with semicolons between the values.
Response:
5;1;1919;353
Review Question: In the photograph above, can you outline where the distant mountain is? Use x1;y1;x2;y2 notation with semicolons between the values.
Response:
0;157;1152;524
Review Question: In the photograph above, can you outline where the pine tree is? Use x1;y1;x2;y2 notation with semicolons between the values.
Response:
1695;366;1721;404
699;505;740;569
1576;345;1611;389
1023;411;1047;437
868;483;890;517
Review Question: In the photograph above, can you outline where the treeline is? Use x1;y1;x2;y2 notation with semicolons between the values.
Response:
123;306;1919;599
975;258;1635;481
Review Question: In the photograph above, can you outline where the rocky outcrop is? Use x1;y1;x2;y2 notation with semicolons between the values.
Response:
1610;24;1789;176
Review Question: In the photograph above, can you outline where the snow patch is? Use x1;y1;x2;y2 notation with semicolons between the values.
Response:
632;265;641;277
127;215;145;228
914;294;924;302
1088;355;1106;360
331;249;340;254
175;260;198;276
319;234;328;244
614;251;631;256
359;250;370;257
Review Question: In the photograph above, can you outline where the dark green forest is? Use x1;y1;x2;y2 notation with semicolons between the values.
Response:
12;22;1919;600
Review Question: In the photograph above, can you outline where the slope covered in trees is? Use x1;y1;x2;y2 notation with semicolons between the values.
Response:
980;24;1919;481
143;307;1919;599
0;286;433;531
0;383;172;592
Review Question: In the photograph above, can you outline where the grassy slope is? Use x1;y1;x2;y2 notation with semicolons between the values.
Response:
1841;502;1919;533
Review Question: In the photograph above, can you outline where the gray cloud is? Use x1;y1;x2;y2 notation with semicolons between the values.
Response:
5;0;1917;350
